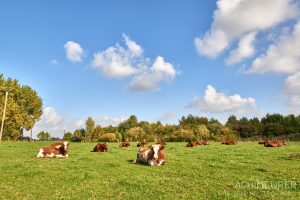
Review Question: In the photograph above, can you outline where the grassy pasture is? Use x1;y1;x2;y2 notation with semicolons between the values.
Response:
0;142;299;200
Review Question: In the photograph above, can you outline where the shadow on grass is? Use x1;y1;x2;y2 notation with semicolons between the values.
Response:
126;159;153;167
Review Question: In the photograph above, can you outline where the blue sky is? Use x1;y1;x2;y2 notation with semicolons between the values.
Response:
1;0;300;138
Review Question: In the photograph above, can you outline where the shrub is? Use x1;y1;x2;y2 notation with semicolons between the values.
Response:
126;127;145;141
71;136;81;142
99;133;118;142
220;127;238;142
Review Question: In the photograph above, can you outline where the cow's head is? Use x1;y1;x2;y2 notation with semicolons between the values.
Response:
103;143;108;151
151;143;164;159
63;141;69;151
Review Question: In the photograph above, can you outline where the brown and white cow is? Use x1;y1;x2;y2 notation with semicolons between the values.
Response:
137;141;148;147
186;141;197;147
36;141;69;158
133;143;165;166
120;141;130;148
264;141;287;147
258;140;269;144
91;143;108;152
221;140;237;145
157;140;166;146
198;141;209;145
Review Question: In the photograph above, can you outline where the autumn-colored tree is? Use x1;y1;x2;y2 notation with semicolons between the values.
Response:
0;74;43;141
85;117;95;142
194;125;210;141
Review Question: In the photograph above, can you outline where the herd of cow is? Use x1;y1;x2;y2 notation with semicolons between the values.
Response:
35;140;166;166
35;139;288;166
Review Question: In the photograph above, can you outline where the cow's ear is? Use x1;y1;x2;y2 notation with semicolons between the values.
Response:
160;145;164;150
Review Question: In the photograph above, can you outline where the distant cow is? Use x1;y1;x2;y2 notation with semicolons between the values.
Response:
198;141;209;145
120;141;130;148
36;141;69;158
221;141;237;145
91;143;108;152
137;141;148;147
258;140;270;145
264;141;287;147
186;141;197;147
157;140;166;146
133;143;165;166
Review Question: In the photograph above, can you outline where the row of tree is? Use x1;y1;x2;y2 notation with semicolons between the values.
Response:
61;114;300;142
1;73;300;142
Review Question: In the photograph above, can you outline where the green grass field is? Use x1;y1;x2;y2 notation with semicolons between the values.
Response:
0;142;299;200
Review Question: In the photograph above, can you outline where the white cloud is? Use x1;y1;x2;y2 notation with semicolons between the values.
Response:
91;46;139;78
64;41;84;63
75;119;85;129
97;115;129;127
123;34;143;57
41;107;63;126
27;107;64;138
159;111;177;123
194;30;228;58
225;31;257;65
129;56;176;92
195;0;298;58
284;72;300;105
91;34;143;78
25;107;85;139
188;85;256;113
49;59;58;65
92;34;177;92
247;21;300;74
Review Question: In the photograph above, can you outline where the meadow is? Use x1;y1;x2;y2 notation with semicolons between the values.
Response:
0;142;299;200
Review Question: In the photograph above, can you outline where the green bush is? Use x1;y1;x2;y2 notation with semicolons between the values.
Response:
98;133;118;142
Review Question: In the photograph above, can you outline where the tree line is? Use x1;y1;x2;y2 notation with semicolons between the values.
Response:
60;114;300;142
1;73;300;142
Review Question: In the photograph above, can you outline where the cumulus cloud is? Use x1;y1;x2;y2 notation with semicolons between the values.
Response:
247;21;300;74
64;41;84;63
122;33;143;57
91;34;141;78
159;111;177;123
92;34;177;92
225;31;257;65
27;107;64;138
41;107;63;126
97;115;129;127
75;119;85;129
195;0;298;58
195;30;228;58
284;72;300;105
188;85;256;113
25;107;86;139
91;46;138;78
129;56;176;92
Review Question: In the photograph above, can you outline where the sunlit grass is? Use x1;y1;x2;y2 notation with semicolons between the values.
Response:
0;142;299;199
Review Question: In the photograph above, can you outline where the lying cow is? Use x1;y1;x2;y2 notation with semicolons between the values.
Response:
198;141;209;145
91;143;108;152
186;141;197;147
133;143;165;166
157;140;166;146
258;140;269;144
36;141;69;158
221;141;237;145
120;141;130;148
264;141;287;147
137;141;148;147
